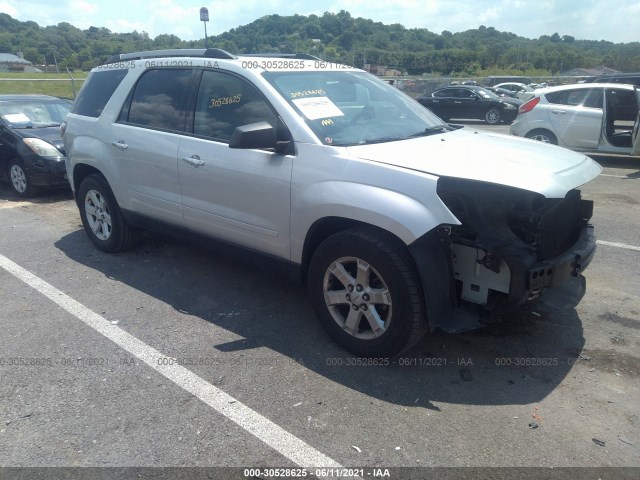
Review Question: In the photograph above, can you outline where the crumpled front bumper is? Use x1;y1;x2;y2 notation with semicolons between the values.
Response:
528;224;596;290
531;224;596;312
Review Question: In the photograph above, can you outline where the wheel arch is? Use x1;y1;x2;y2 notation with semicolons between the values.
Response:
292;180;459;270
300;217;412;284
3;155;23;176
72;163;105;202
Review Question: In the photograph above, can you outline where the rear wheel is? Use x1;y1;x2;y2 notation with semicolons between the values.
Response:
308;228;426;358
78;174;136;253
526;129;558;145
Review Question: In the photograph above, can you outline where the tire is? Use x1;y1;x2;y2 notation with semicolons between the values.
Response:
8;159;34;197
78;174;136;253
485;107;501;124
307;227;426;358
525;129;558;145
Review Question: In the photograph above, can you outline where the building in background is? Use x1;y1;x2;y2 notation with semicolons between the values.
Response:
0;53;35;72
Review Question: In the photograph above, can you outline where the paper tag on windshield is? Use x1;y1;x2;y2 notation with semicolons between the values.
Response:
292;97;344;120
3;113;30;123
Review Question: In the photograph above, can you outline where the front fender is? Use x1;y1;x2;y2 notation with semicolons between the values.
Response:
290;179;459;263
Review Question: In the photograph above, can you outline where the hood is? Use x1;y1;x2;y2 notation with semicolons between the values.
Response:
14;126;65;153
346;129;602;198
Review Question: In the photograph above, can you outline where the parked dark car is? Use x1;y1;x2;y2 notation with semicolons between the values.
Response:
0;94;70;197
416;85;523;124
582;72;640;87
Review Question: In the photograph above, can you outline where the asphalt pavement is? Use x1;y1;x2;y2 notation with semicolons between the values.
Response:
0;124;639;479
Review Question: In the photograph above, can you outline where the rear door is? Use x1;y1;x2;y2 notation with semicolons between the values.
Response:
545;87;603;150
113;68;197;224
456;88;481;119
425;88;455;119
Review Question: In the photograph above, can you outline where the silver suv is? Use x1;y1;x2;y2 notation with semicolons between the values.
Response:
63;49;602;357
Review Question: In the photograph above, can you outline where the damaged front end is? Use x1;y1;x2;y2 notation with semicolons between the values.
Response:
410;177;596;332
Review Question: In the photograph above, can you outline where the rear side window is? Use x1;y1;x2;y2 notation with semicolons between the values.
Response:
433;89;452;97
545;89;599;107
120;69;195;132
72;69;128;118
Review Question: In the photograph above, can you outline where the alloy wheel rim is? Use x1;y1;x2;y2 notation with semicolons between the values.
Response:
531;134;551;143
323;256;392;340
10;165;27;193
84;189;113;241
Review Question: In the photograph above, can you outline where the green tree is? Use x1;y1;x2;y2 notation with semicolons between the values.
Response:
22;47;42;64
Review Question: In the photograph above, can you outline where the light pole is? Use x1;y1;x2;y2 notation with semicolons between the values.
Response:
200;7;209;48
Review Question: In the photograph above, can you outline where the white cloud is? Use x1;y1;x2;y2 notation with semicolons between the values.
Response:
68;0;98;15
0;1;18;17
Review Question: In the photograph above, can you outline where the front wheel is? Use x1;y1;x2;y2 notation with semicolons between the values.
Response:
485;107;501;124
8;159;34;197
307;228;426;357
78;174;136;253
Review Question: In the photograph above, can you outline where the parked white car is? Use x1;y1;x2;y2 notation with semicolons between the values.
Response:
511;83;640;156
494;82;536;100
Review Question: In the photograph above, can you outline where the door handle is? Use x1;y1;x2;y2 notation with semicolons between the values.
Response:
181;155;205;167
551;109;566;115
111;140;128;150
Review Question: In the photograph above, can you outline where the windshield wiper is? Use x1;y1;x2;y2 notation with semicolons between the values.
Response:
357;136;406;145
356;125;453;145
407;125;451;138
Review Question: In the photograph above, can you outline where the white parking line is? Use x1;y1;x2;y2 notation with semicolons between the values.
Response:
596;240;640;252
0;253;341;469
599;173;634;179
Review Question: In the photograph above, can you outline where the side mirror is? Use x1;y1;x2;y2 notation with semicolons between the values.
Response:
229;122;292;154
229;121;277;150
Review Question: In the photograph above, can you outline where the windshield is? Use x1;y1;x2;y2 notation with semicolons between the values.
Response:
263;71;446;146
0;99;71;128
475;87;500;100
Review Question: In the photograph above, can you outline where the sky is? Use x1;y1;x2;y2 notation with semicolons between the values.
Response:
1;0;639;43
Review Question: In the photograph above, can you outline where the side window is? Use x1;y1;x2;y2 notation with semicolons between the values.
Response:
72;69;128;118
583;89;603;109
545;89;590;106
193;70;277;142
454;88;473;98
122;69;194;132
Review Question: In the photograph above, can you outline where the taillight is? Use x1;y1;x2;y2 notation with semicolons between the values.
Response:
518;97;540;114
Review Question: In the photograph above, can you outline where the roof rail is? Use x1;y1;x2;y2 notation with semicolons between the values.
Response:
237;53;322;61
103;48;236;64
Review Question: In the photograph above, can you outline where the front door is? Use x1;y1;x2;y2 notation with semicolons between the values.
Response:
177;70;293;260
